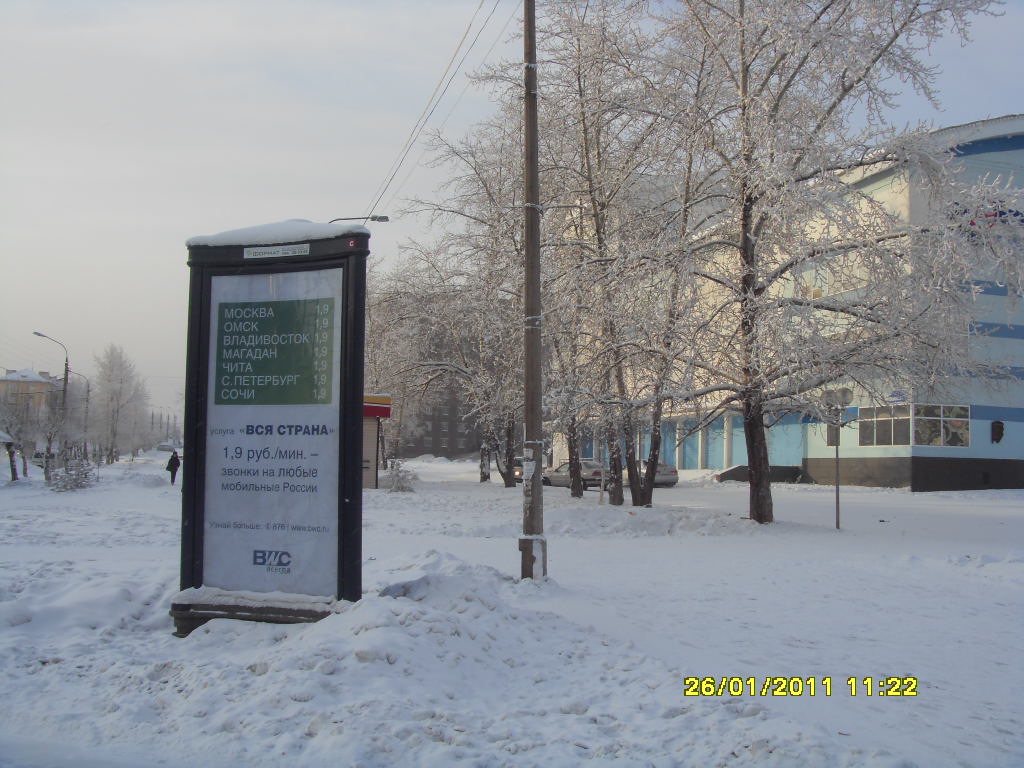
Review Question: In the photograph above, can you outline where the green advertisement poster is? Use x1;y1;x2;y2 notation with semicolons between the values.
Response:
215;298;334;406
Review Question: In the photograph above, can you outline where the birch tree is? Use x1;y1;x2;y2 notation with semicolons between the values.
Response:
536;0;731;506
400;114;527;486
94;344;149;464
653;0;1018;522
537;0;694;505
365;271;437;463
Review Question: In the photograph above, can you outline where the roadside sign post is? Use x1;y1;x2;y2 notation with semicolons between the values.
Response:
171;220;369;637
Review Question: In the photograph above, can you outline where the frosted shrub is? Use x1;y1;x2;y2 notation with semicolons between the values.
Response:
383;460;417;493
51;459;96;492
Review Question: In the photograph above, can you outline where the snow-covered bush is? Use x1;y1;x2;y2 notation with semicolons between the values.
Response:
382;460;417;493
50;459;96;492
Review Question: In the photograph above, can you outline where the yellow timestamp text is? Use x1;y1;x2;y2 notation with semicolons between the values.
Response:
682;676;919;697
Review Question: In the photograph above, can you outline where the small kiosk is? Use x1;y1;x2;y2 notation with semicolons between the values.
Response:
362;394;392;489
171;220;368;637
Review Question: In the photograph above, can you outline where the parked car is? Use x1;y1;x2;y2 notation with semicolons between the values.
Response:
542;460;607;488
612;463;681;488
31;451;55;468
642;462;679;487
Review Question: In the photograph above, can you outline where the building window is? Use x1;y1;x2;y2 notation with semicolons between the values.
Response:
441;422;448;432
441;406;450;416
457;422;466;433
424;437;432;448
440;438;448;448
913;405;970;447
858;404;970;447
858;405;911;446
457;439;466;449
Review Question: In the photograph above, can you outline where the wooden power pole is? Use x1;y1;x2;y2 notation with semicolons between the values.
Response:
520;0;546;579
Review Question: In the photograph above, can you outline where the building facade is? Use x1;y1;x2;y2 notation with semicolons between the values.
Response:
555;116;1024;491
799;115;1024;490
401;387;484;460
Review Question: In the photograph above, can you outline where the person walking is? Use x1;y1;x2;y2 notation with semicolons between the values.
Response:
166;450;181;485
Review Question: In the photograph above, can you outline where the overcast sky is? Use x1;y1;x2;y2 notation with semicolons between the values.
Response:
1;0;1021;409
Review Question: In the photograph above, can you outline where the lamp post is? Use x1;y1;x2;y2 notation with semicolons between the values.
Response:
33;331;69;468
69;370;90;462
823;388;853;530
328;216;390;223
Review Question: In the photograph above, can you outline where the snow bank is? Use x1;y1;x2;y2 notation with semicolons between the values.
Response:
0;547;865;767
1;455;1021;767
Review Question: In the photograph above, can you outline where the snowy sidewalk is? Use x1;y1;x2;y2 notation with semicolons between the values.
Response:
1;456;1021;767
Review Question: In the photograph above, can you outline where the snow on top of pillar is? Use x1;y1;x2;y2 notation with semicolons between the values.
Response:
186;219;369;247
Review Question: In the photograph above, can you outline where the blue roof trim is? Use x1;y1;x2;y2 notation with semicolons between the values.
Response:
952;134;1024;157
806;404;1024;422
971;322;1024;339
968;280;1015;297
971;405;1024;422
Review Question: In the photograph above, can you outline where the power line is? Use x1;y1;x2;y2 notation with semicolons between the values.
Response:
362;0;487;218
383;1;520;214
366;0;506;221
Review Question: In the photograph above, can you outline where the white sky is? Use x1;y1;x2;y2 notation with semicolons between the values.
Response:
1;0;1021;409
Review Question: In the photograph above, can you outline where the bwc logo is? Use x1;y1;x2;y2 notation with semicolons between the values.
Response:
253;550;292;572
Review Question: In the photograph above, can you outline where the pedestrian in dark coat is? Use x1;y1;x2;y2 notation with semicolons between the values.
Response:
166;450;181;485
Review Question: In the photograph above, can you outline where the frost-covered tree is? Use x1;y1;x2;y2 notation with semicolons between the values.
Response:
650;0;1020;522
93;344;149;463
400;114;527;486
534;0;682;504
365;269;438;462
0;388;35;479
535;0;725;506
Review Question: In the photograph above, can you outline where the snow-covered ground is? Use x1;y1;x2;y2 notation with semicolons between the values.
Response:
1;454;1021;767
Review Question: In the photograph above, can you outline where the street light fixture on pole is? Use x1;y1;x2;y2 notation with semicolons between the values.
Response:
33;331;68;414
328;216;390;223
823;388;853;530
33;331;69;467
69;369;90;462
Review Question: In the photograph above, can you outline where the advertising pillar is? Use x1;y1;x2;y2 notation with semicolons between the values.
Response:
171;220;368;636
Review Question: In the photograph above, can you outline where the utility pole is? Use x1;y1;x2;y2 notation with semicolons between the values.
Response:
519;0;546;579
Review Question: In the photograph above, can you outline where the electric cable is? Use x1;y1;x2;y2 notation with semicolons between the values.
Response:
366;0;507;221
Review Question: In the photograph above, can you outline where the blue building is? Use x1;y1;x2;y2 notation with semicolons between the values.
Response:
564;116;1024;492
798;115;1024;491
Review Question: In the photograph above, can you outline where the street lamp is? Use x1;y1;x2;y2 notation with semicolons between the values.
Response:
68;369;90;461
33;331;68;414
328;215;390;223
822;388;853;530
33;331;70;468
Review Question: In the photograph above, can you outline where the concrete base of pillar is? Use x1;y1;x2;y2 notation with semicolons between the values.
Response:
518;536;547;579
170;602;331;638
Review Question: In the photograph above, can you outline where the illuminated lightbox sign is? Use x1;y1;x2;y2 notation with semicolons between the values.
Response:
203;269;344;597
175;221;368;637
